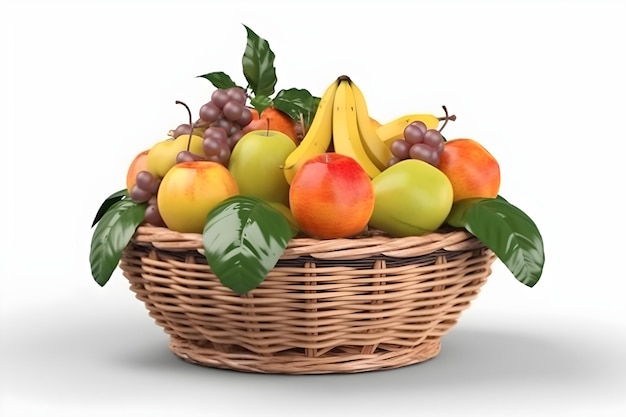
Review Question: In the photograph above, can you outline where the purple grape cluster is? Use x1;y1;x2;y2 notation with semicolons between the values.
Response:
129;170;166;227
388;121;445;167
187;87;253;166
127;87;255;227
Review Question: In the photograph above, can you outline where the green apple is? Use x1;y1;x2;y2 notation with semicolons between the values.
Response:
228;130;297;206
266;201;299;234
369;159;453;237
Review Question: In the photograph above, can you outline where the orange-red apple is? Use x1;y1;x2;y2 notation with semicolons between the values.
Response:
157;161;239;233
438;138;501;202
125;149;149;193
289;152;374;239
241;106;299;145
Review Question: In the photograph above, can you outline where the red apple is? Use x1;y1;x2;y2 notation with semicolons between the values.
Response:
241;106;299;145
289;152;374;239
438;138;500;202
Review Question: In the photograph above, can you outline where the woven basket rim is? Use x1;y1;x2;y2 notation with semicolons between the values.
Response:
130;224;485;261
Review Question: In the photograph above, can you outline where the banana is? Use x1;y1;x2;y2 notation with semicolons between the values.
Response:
332;78;381;179
349;81;393;170
377;113;441;147
282;78;339;184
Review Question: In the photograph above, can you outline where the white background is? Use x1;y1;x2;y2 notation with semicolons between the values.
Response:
2;0;625;415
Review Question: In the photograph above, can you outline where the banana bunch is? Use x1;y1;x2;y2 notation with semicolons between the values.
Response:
282;76;443;183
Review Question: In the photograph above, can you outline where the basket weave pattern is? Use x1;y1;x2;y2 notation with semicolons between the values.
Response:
120;225;496;374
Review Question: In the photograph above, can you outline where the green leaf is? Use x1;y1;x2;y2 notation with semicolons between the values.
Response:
273;88;321;128
90;199;146;286
241;24;277;97
91;189;129;227
196;71;240;90
203;195;297;294
446;196;544;287
249;94;273;114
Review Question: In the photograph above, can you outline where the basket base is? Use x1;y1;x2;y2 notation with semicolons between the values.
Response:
168;336;442;374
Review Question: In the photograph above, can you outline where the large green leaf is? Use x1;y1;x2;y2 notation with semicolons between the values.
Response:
241;24;277;97
273;88;321;128
90;199;146;286
196;71;240;90
91;189;128;227
203;196;296;294
446;196;544;287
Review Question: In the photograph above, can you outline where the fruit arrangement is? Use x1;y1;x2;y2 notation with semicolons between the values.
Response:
90;26;544;296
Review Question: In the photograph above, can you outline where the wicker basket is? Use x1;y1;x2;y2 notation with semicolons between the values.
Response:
120;224;496;374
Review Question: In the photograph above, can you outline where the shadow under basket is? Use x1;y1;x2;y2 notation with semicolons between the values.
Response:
120;225;497;374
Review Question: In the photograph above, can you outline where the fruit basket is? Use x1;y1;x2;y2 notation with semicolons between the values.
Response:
120;225;495;373
89;26;544;374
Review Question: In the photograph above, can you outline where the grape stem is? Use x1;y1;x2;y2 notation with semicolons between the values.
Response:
437;105;456;132
299;112;307;136
175;100;193;151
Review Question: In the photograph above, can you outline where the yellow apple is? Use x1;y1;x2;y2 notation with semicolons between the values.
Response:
157;160;239;233
146;134;205;178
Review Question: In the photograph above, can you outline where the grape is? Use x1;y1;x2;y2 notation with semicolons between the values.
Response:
212;117;234;133
408;121;427;135
172;123;192;138
236;107;253;127
149;178;161;194
130;184;152;203
144;204;166;227
135;170;154;192
222;100;244;122
225;87;247;104
227;130;245;149
217;143;231;162
199;102;221;123
423;129;444;152
390;139;410;160
387;156;402;167
404;123;426;145
195;88;253;167
210;89;230;109
203;139;231;165
176;150;206;164
228;125;240;137
385;121;445;168
203;137;222;156
206;155;222;163
409;143;439;166
204;126;228;143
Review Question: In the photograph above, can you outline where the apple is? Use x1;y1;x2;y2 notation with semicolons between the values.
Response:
369;159;453;237
146;134;205;178
289;152;374;239
228;130;296;206
125;149;150;193
241;106;299;145
157;160;239;233
266;201;299;234
437;138;500;202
